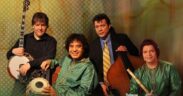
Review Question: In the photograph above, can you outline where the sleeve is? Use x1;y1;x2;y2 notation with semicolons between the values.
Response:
89;40;103;83
55;64;98;96
169;66;182;96
129;69;141;94
29;38;57;68
120;34;139;56
6;39;19;60
50;57;65;69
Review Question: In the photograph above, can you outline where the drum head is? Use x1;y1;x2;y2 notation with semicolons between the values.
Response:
27;77;49;95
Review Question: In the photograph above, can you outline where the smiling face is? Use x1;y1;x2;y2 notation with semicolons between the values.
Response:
68;40;84;60
94;19;111;39
142;45;158;65
31;12;49;39
33;21;47;38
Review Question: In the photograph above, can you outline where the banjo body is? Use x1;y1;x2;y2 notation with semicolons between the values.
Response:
8;55;30;80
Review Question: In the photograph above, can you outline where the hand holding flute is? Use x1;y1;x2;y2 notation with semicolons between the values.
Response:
127;68;150;94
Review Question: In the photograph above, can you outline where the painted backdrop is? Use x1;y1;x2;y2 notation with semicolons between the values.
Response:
0;0;183;95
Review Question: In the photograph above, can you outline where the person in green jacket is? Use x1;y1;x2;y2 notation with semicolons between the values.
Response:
41;33;98;96
128;39;181;96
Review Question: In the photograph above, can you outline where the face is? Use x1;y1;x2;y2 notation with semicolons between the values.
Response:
33;21;47;38
69;40;84;60
94;19;111;39
142;45;158;64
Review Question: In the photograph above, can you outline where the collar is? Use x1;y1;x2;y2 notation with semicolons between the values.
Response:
28;32;48;40
66;56;90;64
100;33;111;43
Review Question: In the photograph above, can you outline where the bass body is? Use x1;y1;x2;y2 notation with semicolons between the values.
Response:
107;52;144;96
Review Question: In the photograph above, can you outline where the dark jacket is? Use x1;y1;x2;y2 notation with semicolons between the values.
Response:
89;28;139;96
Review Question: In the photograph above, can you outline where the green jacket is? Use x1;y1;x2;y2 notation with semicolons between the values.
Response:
129;60;181;96
51;56;98;96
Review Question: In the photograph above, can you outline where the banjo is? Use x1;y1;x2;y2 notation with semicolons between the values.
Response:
8;0;32;82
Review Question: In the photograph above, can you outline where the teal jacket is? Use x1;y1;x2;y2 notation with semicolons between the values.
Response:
51;56;98;96
129;60;182;96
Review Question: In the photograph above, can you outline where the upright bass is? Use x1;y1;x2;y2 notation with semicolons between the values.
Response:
107;52;144;96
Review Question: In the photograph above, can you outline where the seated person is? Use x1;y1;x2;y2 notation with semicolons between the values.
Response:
128;39;182;96
41;33;98;96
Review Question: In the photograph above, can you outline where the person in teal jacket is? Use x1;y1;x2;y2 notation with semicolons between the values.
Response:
41;33;98;96
128;39;181;96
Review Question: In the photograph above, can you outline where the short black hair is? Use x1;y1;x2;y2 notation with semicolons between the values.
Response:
92;13;111;25
65;33;89;58
140;39;160;57
32;12;49;27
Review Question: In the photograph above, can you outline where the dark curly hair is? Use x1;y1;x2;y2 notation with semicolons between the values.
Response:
140;39;160;58
65;33;89;58
92;13;111;25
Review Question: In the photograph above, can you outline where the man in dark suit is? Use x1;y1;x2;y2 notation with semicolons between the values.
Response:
89;13;139;96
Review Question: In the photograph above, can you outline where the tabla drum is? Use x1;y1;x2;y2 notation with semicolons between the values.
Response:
26;77;49;95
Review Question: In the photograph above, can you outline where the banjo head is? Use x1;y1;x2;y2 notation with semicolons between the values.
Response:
8;56;29;79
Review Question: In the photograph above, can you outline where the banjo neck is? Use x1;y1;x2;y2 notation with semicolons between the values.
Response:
19;0;30;48
19;12;26;48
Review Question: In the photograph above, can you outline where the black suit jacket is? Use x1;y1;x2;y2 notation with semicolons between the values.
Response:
89;31;139;83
